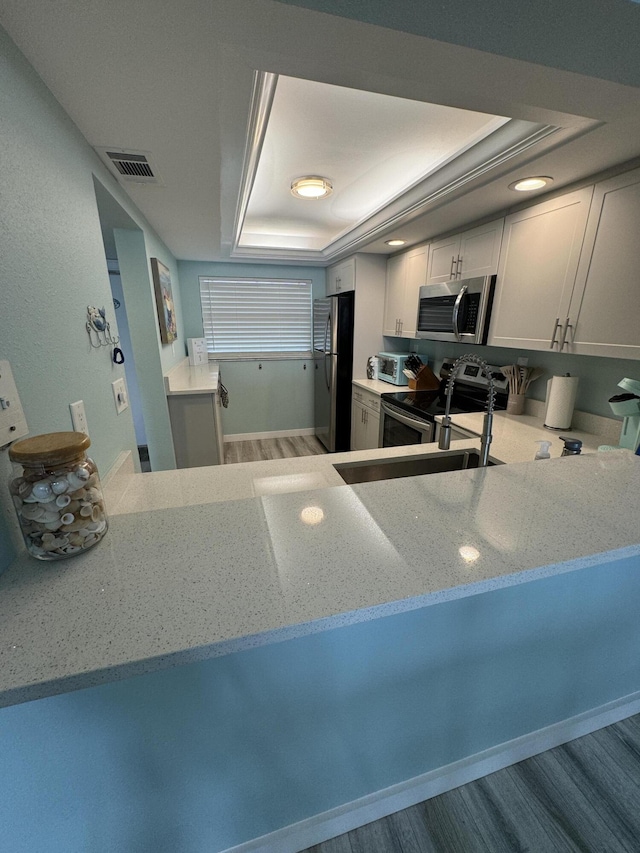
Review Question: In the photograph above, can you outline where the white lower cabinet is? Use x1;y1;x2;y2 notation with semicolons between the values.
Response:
564;168;640;358
351;386;381;450
488;188;593;351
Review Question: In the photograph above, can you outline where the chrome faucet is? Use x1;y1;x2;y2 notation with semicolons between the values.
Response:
438;354;496;467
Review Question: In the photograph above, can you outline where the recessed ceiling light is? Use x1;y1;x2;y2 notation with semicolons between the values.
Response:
385;239;406;246
508;176;553;192
291;176;333;199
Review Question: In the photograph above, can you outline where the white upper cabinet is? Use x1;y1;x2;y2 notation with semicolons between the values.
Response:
426;219;503;285
383;244;428;337
326;257;355;295
564;168;640;358
488;188;593;351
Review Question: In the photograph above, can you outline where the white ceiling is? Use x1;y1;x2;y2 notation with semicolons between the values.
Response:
2;0;640;265
240;75;508;252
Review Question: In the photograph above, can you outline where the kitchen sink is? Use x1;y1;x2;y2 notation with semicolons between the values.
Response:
333;449;499;485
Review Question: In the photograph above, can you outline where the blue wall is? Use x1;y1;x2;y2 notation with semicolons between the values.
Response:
1;552;639;852
384;335;640;421
178;261;326;436
0;24;187;570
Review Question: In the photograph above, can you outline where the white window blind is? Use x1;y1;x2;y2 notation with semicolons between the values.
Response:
199;277;312;357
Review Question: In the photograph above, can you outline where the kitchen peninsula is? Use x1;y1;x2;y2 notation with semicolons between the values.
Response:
1;441;639;852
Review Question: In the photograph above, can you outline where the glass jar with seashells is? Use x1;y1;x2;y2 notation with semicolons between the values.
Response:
8;432;108;560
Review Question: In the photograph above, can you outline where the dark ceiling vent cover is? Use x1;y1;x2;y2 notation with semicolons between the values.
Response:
95;148;162;184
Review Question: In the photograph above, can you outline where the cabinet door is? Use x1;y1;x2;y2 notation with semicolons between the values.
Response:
383;254;405;336
401;245;428;337
363;408;380;449
567;170;640;358
458;219;503;279
328;258;355;294
351;399;367;450
488;187;593;351
426;234;460;285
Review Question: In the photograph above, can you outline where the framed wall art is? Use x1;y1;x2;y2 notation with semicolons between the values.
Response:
151;257;178;344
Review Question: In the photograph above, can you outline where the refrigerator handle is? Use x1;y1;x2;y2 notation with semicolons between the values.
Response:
323;351;330;390
323;314;331;354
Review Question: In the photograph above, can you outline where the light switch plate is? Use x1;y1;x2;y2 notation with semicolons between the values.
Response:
112;377;129;415
69;400;89;435
0;360;28;447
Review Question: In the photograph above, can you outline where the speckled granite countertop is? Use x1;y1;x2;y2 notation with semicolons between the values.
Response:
164;358;219;395
0;446;638;708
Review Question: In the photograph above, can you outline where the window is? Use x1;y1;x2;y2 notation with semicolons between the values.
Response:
199;277;312;358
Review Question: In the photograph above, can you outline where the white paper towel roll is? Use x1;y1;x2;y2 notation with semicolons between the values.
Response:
544;374;579;430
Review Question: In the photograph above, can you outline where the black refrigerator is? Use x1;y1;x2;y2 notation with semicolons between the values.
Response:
313;292;354;452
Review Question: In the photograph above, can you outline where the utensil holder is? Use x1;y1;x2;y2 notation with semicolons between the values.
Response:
408;364;440;391
506;393;525;415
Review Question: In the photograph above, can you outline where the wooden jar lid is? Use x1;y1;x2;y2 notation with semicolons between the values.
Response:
9;432;91;466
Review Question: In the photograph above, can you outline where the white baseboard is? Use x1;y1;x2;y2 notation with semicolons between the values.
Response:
224;428;316;443
220;690;640;853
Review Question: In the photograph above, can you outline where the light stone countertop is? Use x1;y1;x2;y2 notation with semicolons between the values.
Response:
352;377;402;395
1;441;639;708
164;358;220;395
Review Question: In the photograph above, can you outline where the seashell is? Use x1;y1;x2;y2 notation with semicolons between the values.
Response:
69;533;84;547
86;521;101;532
66;500;81;514
74;467;90;482
12;495;23;510
31;481;53;501
55;494;71;508
51;479;69;495
17;479;32;497
93;520;107;534
85;473;98;488
43;520;63;531
41;508;61;521
91;505;103;523
61;518;86;533
60;513;75;526
21;504;43;521
70;488;87;500
22;493;39;503
79;504;93;518
28;545;46;557
84;534;98;547
66;473;84;491
87;487;101;502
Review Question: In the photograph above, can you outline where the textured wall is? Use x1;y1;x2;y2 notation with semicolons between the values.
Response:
0;26;182;569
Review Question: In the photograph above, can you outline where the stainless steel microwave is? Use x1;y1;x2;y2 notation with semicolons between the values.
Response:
416;275;496;344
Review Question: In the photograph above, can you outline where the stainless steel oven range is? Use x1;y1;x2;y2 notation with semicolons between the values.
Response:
379;360;509;448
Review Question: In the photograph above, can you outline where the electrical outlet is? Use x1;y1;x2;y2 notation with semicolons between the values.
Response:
112;378;129;415
69;400;89;436
517;356;529;366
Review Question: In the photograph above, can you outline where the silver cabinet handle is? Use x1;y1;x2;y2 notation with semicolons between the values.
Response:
450;256;457;278
452;284;468;341
559;318;572;350
456;255;463;279
550;318;561;349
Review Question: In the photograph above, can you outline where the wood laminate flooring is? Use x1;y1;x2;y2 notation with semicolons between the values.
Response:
302;714;640;853
224;435;327;464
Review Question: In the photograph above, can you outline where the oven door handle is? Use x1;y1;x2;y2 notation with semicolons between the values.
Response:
452;284;468;341
381;401;433;433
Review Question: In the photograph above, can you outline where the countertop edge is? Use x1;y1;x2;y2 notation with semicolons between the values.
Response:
4;541;638;709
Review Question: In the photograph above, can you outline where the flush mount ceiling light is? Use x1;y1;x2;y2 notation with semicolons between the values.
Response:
290;176;333;199
385;239;406;246
508;176;553;192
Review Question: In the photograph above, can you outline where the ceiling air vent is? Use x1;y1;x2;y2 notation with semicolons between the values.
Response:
95;147;162;185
